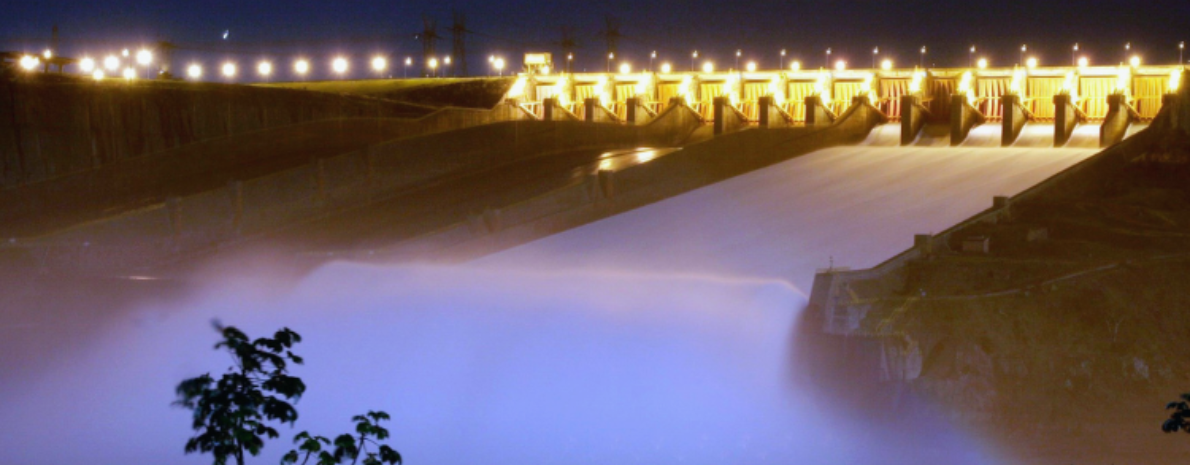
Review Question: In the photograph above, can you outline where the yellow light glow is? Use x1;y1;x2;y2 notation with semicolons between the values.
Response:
746;61;757;72
104;55;120;71
405;57;412;66
1170;68;1181;92
660;62;672;74
909;70;925;94
493;58;505;71
79;57;95;73
257;61;272;77
333;57;349;73
880;59;892;71
702;61;714;73
136;49;152;66
294;59;310;75
554;75;570;107
186;64;202;79
43;49;52;59
790;61;801;71
814;72;831;105
92;70;105;81
444;56;452;65
222;62;237;78
958;71;975;104
1062;71;1080;104
1077;56;1089;68
19;55;40;71
595;75;610;107
677;75;693;105
635;71;652;97
1026;57;1038;69
1010;67;1027;95
723;73;740;106
507;76;527;99
541;66;550;75
637;150;656;163
619;63;631;75
860;74;875;104
372;56;387;72
977;58;988;69
768;75;786;106
122;67;136;80
1129;55;1141;68
834;60;846;71
1116;66;1131;94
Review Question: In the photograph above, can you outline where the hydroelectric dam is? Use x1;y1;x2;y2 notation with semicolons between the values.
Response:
1;58;1187;464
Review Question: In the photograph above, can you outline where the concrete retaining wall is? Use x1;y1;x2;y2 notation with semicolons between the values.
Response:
0;76;536;190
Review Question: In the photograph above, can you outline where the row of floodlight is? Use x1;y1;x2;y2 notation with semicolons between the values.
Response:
14;49;515;81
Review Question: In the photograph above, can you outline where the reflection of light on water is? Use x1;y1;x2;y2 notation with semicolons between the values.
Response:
636;150;657;163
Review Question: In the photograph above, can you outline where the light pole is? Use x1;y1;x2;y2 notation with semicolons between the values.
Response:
825;48;831;68
1072;43;1079;66
606;52;613;73
691;51;698;72
567;53;573;74
1180;41;1186;64
650;51;656;72
444;56;452;77
872;47;878;69
1125;42;1131;64
920;46;927;68
494;57;504;77
780;49;786;70
735;49;741;71
1020;44;1027;66
969;45;976;68
404;57;411;78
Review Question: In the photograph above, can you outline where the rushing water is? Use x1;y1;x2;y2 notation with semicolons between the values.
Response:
0;145;1098;464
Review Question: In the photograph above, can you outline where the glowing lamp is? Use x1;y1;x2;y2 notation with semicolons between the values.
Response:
136;49;152;66
746;61;757;72
660;62;672;74
702;61;714;73
371;57;387;72
1077;57;1089;68
43;49;52;59
977;58;988;69
103;56;120;71
18;55;39;71
122;67;136;80
187;64;202;79
1026;57;1038;69
880;59;892;71
221;62;237;78
294;59;310;75
92;70;105;81
79;57;95;73
333;57;349;74
619;63;631;75
1130;55;1141;68
834;60;846;71
257;61;272;77
790;61;801;71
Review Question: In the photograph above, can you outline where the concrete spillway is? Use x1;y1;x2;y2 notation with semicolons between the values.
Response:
860;123;1148;148
479;144;1098;292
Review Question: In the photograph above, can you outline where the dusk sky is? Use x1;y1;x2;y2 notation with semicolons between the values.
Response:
4;1;1190;76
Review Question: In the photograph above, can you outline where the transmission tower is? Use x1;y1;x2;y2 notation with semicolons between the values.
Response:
560;26;578;73
450;11;468;77
599;16;622;59
417;16;442;77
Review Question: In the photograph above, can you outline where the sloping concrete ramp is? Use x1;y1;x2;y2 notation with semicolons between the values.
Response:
479;145;1098;292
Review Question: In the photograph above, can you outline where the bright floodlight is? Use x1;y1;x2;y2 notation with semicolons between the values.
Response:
790;61;801;71
294;59;310;75
43;49;52;59
493;58;505;71
79;57;95;73
257;61;272;77
443;56;451;65
104;55;120;71
332;57;349;74
1026;57;1038;69
371;56;387;72
1077;56;1089;68
746;61;757;72
541;66;550;74
1130;55;1141;67
92;70;105;81
18;55;40;71
835;60;846;71
880;59;892;71
660;62;672;74
428;57;439;70
977;58;988;69
187;64;202;79
405;57;412;66
122;48;130;57
122;67;136;80
222;62;237;78
619;63;631;74
136;49;152;66
702;61;714;73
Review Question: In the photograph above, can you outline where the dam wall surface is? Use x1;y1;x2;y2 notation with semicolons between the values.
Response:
8;105;706;273
0;75;537;190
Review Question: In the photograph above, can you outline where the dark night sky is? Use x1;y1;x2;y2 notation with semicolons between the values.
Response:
4;0;1190;78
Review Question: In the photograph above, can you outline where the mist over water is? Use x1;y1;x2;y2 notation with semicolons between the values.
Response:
0;145;1098;464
